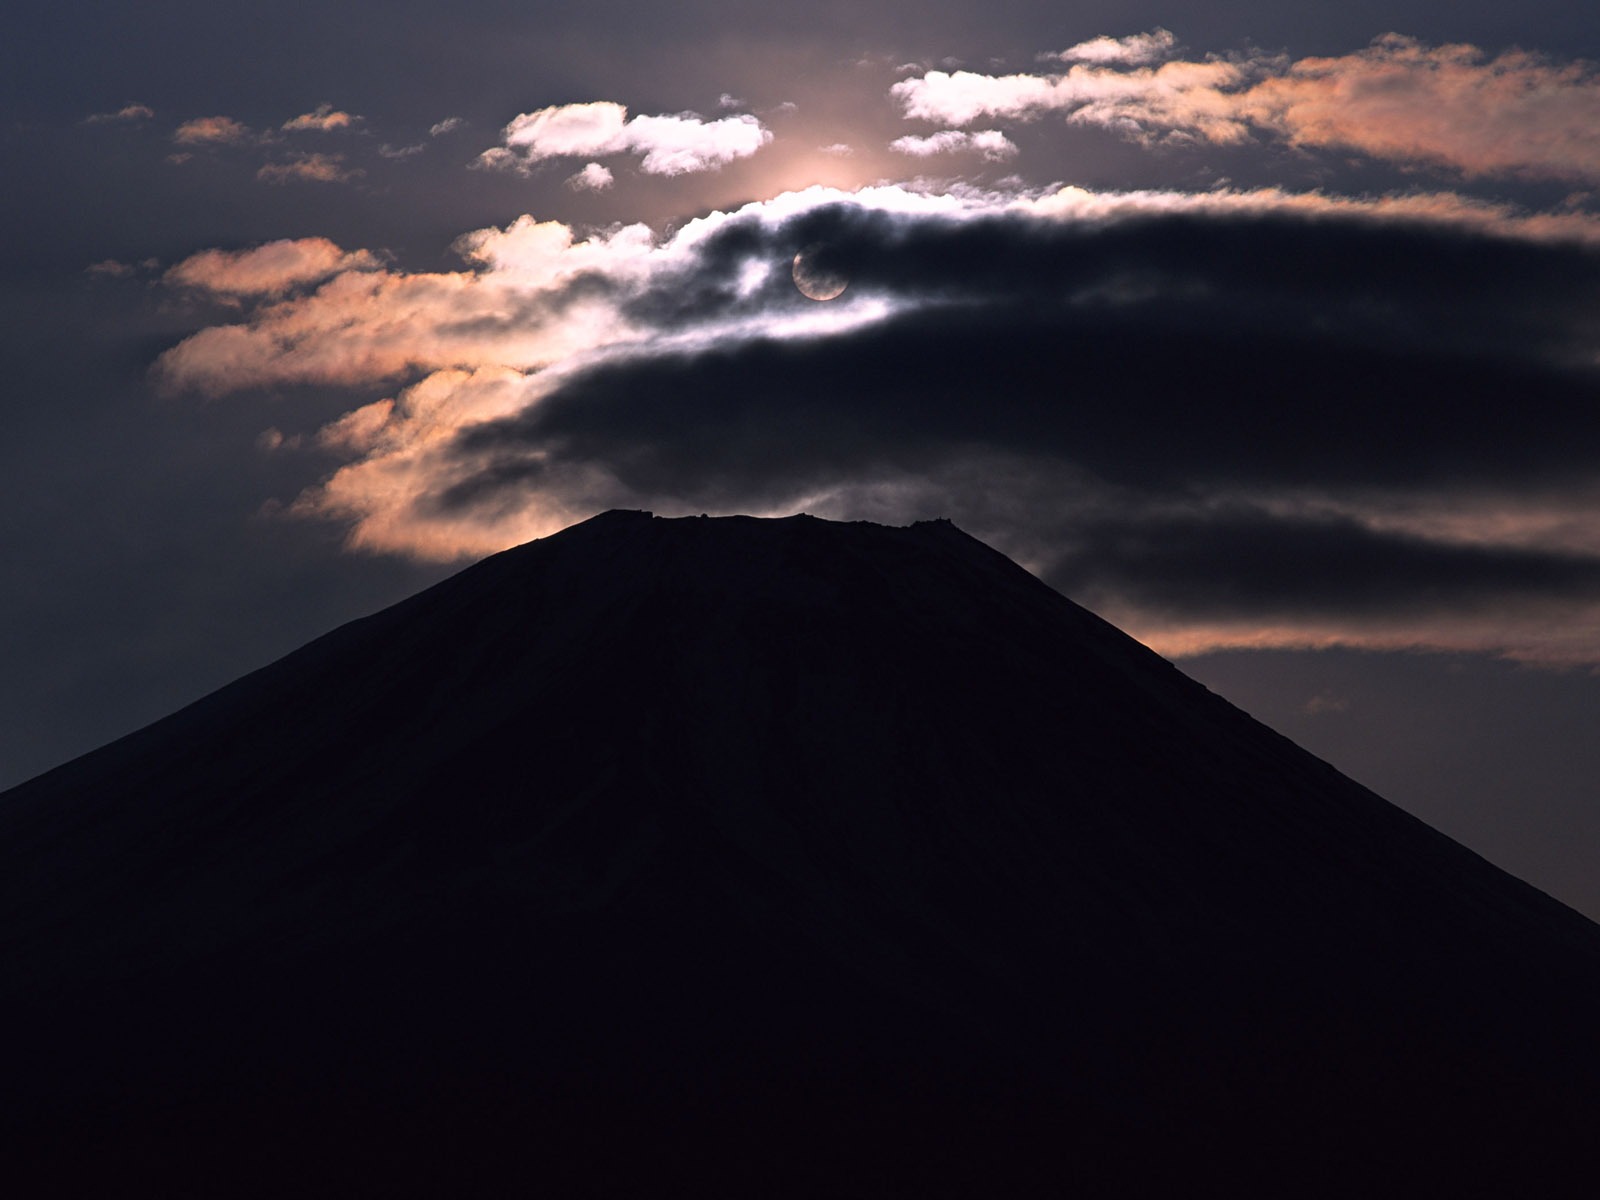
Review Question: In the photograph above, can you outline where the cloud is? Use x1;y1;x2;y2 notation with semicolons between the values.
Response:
1054;29;1178;67
85;259;137;279
892;61;1248;139
154;214;665;394
165;238;381;298
85;103;153;124
894;35;1600;181
256;153;361;184
566;162;615;190
155;185;1600;661
429;117;465;137
1303;692;1350;716
282;104;359;132
173;115;251;145
1240;36;1600;181
479;100;772;175
890;130;1017;160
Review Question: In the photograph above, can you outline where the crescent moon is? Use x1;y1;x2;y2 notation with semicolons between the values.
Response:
792;248;849;302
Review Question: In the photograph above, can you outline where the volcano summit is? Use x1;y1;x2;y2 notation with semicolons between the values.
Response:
3;511;1599;1196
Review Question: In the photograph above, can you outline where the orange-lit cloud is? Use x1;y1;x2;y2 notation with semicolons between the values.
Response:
1122;604;1600;666
282;103;359;132
478;100;772;176
174;115;251;145
166;238;381;298
155;215;666;394
896;35;1600;181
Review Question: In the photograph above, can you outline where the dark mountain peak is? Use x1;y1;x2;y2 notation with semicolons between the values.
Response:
5;510;1600;1196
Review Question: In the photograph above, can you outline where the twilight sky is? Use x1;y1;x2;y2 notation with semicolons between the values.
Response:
6;2;1600;916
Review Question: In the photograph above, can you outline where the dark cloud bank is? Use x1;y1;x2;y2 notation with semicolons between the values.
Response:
437;202;1600;654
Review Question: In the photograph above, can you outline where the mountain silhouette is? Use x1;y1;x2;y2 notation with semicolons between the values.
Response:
3;510;1598;1197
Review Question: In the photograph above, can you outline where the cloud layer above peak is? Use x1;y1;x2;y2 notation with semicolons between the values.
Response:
155;183;1600;663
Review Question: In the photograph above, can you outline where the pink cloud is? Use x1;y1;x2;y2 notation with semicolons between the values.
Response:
895;35;1600;181
154;216;663;396
1241;36;1600;180
282;104;359;132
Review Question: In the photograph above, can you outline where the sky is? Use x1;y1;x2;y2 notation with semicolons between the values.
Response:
5;2;1600;916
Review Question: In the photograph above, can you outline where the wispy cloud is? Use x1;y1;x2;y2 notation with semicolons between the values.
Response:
85;259;137;279
256;153;361;184
1053;28;1178;67
477;100;772;176
85;103;153;124
895;35;1600;182
429;117;465;137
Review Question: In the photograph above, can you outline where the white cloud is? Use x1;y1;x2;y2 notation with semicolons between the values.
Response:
1054;29;1177;66
890;130;1018;160
566;162;615;190
480;100;772;176
430;117;465;137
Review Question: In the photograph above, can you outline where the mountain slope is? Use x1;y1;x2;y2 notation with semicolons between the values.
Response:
3;510;1598;1197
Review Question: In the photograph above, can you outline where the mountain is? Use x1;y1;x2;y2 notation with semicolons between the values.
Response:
3;510;1599;1197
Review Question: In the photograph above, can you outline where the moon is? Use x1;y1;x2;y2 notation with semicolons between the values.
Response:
792;247;848;301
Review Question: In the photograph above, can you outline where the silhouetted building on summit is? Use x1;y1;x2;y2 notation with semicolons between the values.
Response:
2;510;1599;1197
